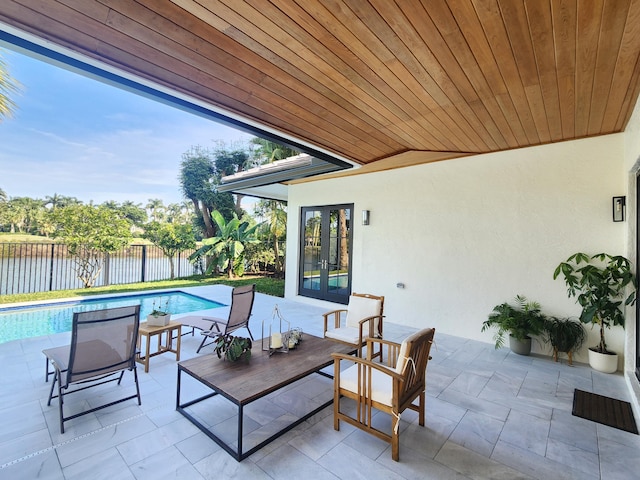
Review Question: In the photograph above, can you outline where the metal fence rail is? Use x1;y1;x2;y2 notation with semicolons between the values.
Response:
0;243;200;296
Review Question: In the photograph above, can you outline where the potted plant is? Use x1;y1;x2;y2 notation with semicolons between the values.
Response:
543;316;586;365
482;295;546;355
553;252;637;373
147;298;171;326
214;333;252;362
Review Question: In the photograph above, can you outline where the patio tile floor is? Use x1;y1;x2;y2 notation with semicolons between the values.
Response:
0;285;638;479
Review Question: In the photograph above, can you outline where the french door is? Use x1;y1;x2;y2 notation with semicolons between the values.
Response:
299;204;353;304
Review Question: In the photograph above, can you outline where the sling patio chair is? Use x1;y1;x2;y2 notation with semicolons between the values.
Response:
332;327;435;461
323;292;385;358
180;284;256;353
42;305;142;434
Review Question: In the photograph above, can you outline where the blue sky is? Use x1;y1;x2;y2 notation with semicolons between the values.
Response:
0;49;252;206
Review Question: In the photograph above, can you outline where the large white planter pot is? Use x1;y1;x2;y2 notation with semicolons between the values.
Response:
587;348;618;373
147;313;171;327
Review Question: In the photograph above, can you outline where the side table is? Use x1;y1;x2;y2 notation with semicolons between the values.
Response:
136;321;182;373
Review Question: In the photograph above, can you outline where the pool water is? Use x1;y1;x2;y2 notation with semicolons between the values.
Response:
302;273;349;290
0;291;223;343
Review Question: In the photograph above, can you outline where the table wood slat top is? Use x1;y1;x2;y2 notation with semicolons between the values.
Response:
178;334;354;405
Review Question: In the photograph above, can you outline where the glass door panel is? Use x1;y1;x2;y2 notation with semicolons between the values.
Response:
301;209;322;292
327;207;350;296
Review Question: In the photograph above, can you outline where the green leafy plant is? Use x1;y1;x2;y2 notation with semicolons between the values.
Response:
189;210;259;278
149;298;169;317
482;295;546;349
553;252;637;354
143;222;196;279
543;316;586;365
214;334;252;362
50;204;132;288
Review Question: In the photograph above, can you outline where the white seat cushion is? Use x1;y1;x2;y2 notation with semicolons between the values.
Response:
340;363;393;406
325;326;376;344
345;295;382;329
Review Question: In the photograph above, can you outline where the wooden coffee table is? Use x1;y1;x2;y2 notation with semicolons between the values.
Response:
176;334;355;461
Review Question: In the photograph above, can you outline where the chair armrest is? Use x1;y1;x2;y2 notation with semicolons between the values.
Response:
332;352;405;381
323;309;348;333
364;337;401;366
365;337;400;349
357;314;385;339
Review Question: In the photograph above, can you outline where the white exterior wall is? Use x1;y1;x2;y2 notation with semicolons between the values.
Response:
624;96;640;403
286;134;628;366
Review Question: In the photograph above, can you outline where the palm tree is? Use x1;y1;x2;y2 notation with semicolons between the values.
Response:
0;51;20;121
0;187;7;203
45;194;81;209
4;200;25;233
146;198;165;222
251;138;299;162
255;200;287;274
44;193;63;209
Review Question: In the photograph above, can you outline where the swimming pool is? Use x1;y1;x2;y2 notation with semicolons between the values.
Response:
0;291;224;343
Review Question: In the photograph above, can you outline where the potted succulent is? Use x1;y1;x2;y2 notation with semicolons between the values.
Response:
553;252;637;373
543;316;586;365
147;298;171;326
214;333;252;362
482;295;546;355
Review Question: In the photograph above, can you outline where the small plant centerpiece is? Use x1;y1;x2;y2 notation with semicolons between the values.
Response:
214;333;252;362
554;252;637;373
147;298;171;326
543;316;586;365
482;295;546;355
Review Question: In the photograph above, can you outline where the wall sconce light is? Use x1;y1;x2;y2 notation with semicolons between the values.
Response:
362;210;370;226
612;196;625;222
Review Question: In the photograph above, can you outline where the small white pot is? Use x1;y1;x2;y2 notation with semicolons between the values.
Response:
147;313;171;326
587;348;618;373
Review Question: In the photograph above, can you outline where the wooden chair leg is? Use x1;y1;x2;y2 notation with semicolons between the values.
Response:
333;362;341;431
418;391;425;426
391;413;400;461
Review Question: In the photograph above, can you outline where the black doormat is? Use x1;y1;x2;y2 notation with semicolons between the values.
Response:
572;389;638;434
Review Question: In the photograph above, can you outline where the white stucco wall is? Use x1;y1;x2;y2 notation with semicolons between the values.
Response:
286;134;628;366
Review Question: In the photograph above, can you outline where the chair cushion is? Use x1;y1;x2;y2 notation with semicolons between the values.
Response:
325;326;362;344
395;329;427;374
345;295;382;329
340;363;393;406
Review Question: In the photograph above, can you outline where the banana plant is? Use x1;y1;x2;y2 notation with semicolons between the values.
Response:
189;210;259;278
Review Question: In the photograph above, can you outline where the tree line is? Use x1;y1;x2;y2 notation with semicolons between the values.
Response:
0;138;293;287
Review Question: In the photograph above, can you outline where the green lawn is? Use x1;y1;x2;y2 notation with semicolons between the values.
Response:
0;275;284;305
0;233;153;244
0;233;60;243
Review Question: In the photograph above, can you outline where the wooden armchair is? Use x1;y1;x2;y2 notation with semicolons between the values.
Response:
323;292;384;358
332;328;435;461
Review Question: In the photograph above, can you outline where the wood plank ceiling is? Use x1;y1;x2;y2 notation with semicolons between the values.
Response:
2;0;640;171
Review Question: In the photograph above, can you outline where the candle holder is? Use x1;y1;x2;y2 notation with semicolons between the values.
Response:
262;305;290;355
